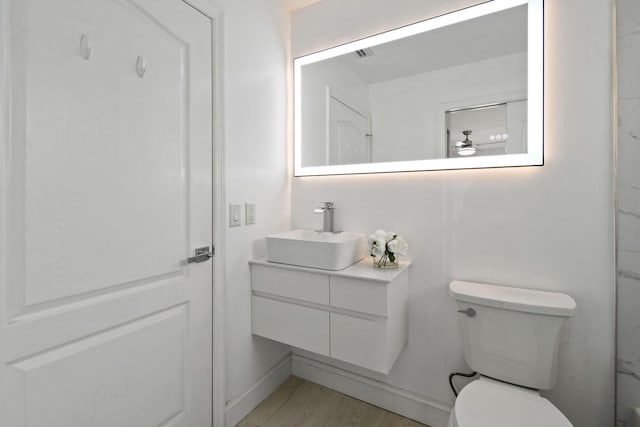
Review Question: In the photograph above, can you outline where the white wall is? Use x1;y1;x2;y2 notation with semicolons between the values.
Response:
291;1;615;427
216;0;292;422
616;0;640;425
369;52;526;161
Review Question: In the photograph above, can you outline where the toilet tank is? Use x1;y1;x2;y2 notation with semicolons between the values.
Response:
449;280;576;390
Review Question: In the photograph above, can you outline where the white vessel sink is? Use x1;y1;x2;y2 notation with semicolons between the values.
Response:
265;229;366;271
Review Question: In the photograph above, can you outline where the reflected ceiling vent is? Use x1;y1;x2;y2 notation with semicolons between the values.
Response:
354;48;375;58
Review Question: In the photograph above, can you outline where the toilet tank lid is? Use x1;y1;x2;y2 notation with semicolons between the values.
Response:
449;281;576;317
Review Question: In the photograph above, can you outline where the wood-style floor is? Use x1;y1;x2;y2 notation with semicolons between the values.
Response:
236;376;430;427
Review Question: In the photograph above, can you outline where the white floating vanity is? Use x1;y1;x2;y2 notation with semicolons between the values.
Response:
250;258;410;374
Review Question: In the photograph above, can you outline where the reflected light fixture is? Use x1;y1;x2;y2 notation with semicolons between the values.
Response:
456;130;477;156
457;146;477;156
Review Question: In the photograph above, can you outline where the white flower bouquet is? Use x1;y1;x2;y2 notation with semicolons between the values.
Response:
367;229;408;269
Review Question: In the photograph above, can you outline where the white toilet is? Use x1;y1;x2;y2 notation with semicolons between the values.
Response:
448;280;577;427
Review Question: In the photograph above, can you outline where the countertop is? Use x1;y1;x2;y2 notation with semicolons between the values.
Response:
249;257;411;283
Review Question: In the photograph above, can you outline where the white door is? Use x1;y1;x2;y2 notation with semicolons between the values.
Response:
328;96;371;165
0;0;213;425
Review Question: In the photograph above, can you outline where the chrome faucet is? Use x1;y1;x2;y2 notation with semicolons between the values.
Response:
314;202;335;233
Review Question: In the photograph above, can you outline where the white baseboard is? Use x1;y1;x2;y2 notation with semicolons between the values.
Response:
291;353;452;427
225;354;292;426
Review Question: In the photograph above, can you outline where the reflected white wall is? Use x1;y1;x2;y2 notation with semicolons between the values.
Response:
369;52;526;161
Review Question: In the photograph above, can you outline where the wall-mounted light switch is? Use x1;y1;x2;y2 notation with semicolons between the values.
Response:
229;203;241;227
245;203;255;225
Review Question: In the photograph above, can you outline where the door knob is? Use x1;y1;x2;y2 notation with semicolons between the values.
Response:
188;246;213;264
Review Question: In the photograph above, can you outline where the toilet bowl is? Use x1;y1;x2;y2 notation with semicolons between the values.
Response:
447;377;572;427
448;280;576;427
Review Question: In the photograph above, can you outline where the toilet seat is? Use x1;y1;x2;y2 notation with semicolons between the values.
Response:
452;378;573;427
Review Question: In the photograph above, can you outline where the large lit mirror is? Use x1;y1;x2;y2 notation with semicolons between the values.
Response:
293;0;543;176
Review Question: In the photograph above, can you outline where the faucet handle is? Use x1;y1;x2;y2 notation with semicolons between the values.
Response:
320;202;335;209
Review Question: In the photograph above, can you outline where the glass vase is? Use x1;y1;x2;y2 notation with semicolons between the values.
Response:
373;253;399;269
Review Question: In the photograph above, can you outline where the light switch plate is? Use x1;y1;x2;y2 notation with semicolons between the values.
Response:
229;203;241;227
245;203;255;225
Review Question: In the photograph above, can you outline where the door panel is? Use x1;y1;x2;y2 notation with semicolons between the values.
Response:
328;96;371;165
1;0;213;425
9;306;186;427
21;0;189;308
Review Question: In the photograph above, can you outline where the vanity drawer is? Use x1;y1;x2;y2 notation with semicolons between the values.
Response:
330;276;387;317
251;264;329;305
252;296;330;355
330;313;389;373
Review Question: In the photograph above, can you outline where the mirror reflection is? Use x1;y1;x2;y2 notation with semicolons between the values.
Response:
294;0;543;176
446;99;527;158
